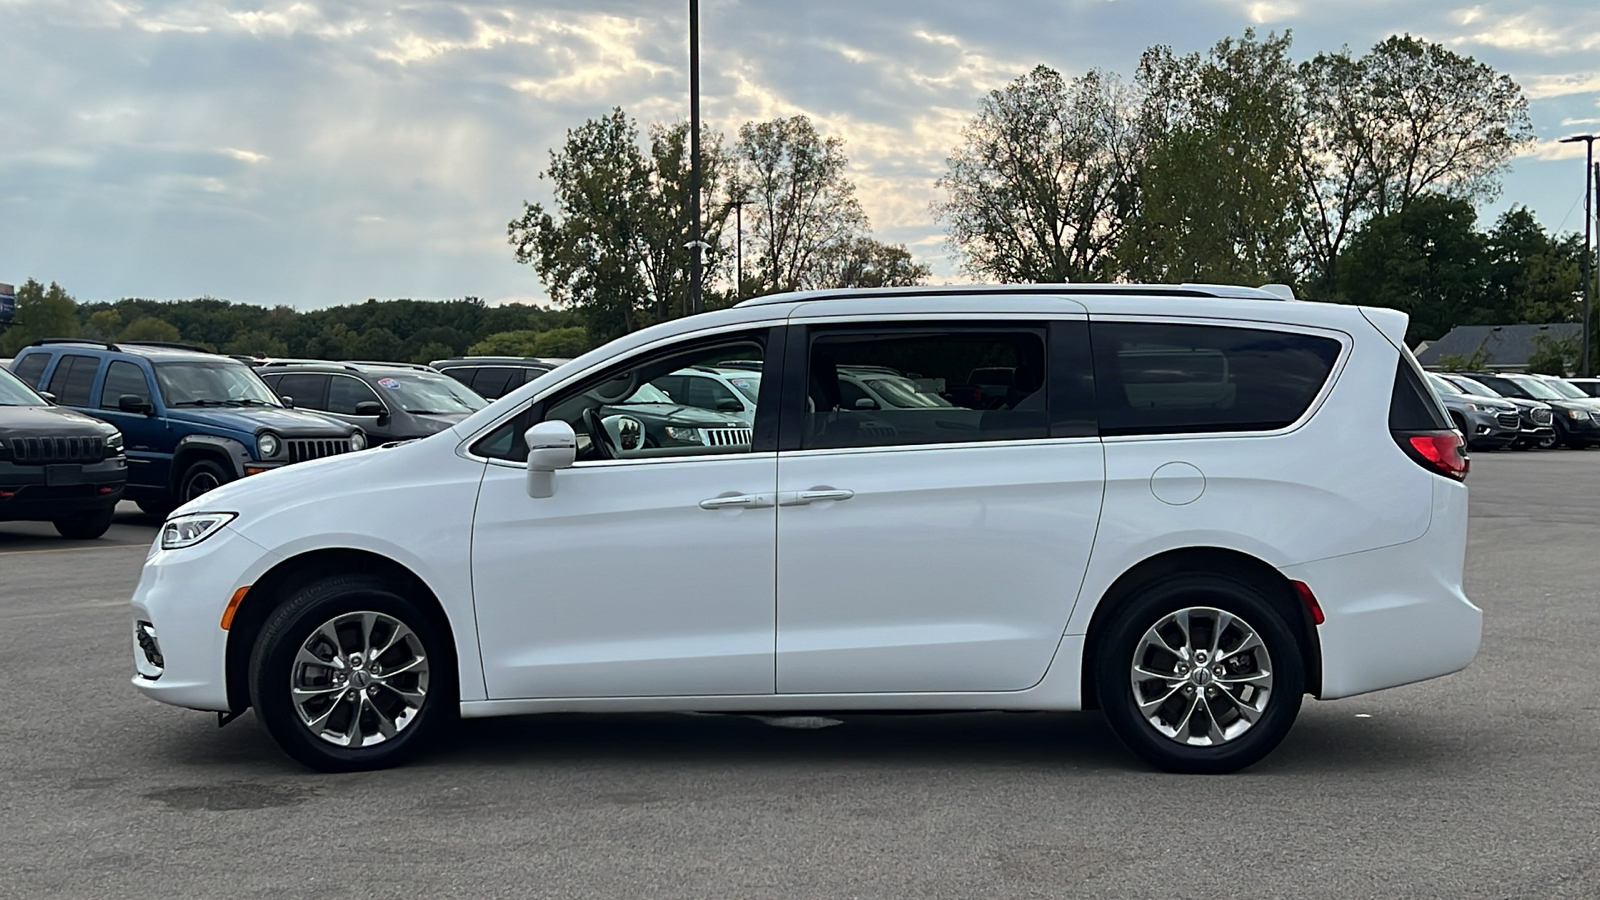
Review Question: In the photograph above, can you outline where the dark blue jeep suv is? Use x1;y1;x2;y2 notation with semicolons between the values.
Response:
9;340;366;516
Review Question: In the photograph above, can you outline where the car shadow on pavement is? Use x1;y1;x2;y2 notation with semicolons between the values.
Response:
149;705;1459;777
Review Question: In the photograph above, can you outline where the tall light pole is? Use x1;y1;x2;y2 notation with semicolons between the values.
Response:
730;198;747;301
687;0;704;316
1560;134;1596;375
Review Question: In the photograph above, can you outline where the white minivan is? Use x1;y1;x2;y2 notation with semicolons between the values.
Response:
131;284;1481;773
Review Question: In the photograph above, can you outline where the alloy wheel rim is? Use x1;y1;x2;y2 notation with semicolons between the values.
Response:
1129;606;1273;747
185;471;220;500
290;611;430;748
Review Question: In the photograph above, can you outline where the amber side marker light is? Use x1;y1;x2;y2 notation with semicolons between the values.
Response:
244;466;271;476
220;586;251;630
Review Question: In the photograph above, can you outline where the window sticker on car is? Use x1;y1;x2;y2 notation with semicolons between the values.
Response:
378;378;401;389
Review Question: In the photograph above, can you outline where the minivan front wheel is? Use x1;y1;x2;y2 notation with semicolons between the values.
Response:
249;575;453;771
1095;576;1304;774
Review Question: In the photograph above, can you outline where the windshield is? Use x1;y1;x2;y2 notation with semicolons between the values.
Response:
155;361;282;408
616;383;675;405
375;372;486;414
1537;377;1587;399
1504;376;1564;400
0;366;45;406
864;376;952;408
1427;374;1463;396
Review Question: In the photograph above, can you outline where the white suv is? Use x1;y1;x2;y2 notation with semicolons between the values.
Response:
130;284;1480;774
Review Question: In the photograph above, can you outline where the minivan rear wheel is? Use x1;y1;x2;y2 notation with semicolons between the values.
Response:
1095;575;1304;774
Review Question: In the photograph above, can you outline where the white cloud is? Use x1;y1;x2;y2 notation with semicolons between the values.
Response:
222;148;268;164
1518;138;1594;160
1523;72;1600;99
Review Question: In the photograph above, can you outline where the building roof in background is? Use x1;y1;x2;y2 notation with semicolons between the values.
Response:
1415;323;1582;371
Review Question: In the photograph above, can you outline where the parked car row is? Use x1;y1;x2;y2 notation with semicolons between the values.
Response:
1426;371;1600;451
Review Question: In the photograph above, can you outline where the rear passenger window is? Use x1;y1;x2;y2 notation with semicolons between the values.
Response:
1092;323;1341;436
271;373;329;409
11;353;48;387
46;354;101;407
100;361;150;409
802;327;1048;450
471;367;516;399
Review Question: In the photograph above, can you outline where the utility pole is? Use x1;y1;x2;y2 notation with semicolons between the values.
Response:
1560;134;1596;375
687;0;703;316
730;198;746;302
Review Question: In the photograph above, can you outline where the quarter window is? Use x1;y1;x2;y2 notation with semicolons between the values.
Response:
100;361;151;409
46;354;101;407
800;327;1049;450
11;353;48;387
1091;322;1341;436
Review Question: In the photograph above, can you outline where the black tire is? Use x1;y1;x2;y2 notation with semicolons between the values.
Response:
53;506;115;539
136;498;175;518
1094;575;1305;774
177;458;233;504
249;575;455;772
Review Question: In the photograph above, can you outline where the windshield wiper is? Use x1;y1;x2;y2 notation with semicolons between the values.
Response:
234;398;278;407
170;399;228;407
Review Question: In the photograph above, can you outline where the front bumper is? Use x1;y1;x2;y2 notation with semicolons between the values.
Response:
1283;478;1481;700
130;526;278;712
0;458;126;521
1460;410;1518;447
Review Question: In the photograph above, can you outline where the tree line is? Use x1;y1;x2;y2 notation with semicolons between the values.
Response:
937;30;1591;342
0;284;589;362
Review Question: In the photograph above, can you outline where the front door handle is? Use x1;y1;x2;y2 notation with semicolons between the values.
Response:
778;489;855;506
698;493;775;510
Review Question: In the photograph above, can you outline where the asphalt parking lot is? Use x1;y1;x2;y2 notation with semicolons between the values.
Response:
2;454;1597;900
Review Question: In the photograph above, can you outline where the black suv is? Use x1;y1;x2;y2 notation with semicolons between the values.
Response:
0;363;126;538
430;356;566;400
1466;372;1600;449
253;360;487;443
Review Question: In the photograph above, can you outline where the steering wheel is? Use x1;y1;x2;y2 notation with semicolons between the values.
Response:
581;408;618;460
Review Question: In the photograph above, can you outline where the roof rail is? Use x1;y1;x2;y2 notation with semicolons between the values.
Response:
341;360;438;371
734;283;1291;308
30;338;120;351
258;359;362;372
121;340;215;353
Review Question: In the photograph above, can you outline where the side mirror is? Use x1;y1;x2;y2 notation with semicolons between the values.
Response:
524;420;577;499
354;400;385;418
118;393;152;415
279;395;295;409
717;398;744;412
853;397;878;410
39;391;58;404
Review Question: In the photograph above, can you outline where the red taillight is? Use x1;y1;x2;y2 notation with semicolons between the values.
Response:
1291;580;1324;625
1405;431;1469;481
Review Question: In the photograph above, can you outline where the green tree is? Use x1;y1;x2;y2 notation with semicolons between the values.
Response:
936;66;1138;282
1118;30;1304;285
223;329;289;358
0;279;80;355
1525;332;1580;376
531;326;589;357
1336;194;1486;341
1483;207;1583;325
735;115;870;293
1298;35;1534;289
468;330;543;356
83;309;124;341
353;326;403;362
118;316;183;344
507;109;733;341
816;237;931;288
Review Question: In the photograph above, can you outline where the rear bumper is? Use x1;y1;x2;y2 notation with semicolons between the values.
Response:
1283;478;1480;700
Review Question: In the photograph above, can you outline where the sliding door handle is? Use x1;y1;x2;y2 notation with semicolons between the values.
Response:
779;489;854;506
699;493;775;510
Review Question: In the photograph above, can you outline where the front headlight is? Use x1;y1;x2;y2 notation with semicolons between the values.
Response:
106;431;124;452
1462;402;1480;411
257;432;280;458
160;512;237;550
664;426;703;442
1568;409;1591;420
350;431;368;451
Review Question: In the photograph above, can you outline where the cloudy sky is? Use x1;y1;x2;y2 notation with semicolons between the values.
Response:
2;0;1598;309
